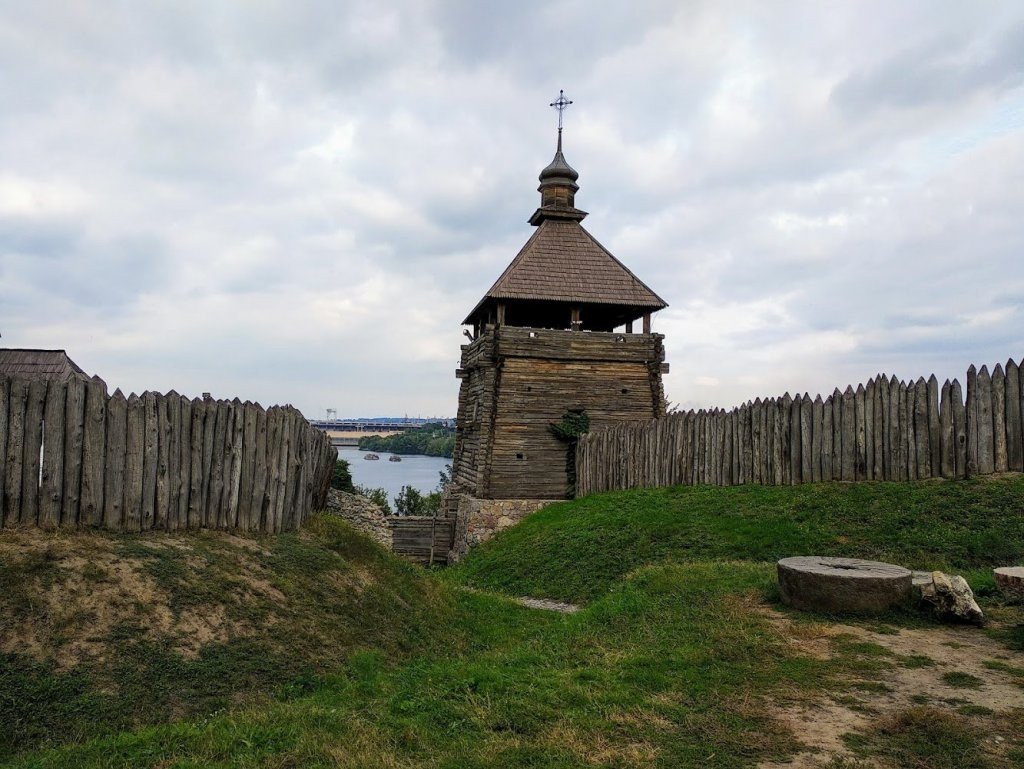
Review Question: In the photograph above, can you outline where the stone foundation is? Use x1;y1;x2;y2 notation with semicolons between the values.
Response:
325;489;392;548
449;496;555;562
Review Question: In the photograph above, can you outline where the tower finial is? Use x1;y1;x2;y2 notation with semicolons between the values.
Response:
549;89;573;150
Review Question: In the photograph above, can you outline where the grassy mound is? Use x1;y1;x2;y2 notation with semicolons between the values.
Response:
450;475;1024;602
0;515;453;759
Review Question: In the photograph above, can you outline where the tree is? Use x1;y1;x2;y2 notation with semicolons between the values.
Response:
356;485;391;515
330;459;355;492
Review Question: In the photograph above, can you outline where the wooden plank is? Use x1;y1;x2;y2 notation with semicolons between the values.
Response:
80;376;107;526
841;386;855;481
263;407;280;532
965;364;979;477
872;376;884;480
951;379;967;479
102;390;127;530
1006;359;1023;472
124;394;144;533
155;393;171;530
883;376;897;480
39;380;66;527
799;393;813;483
4;379;28;526
913;377;930;479
200;397;218;527
831;389;843;481
142;392;159;531
20;379;47;525
940;380;954;479
210;400;230;528
992;364;1008;473
811;395;823;483
977;365;995;475
926;375;940;477
821;394;833;481
854;384;866;481
239;402;258;530
178;396;192;529
0;376;7;525
788;394;801;485
187;399;204;528
864;379;875;481
905;380;919;481
226;399;244;528
895;380;908;481
166;392;182;531
61;377;85;526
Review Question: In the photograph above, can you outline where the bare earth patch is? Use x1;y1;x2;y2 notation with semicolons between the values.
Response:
759;607;1024;768
0;528;282;668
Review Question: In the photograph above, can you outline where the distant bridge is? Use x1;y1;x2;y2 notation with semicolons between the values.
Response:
308;420;424;448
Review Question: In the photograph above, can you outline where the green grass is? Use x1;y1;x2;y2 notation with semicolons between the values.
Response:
448;476;1024;603
4;476;1024;767
0;516;453;760
941;671;985;689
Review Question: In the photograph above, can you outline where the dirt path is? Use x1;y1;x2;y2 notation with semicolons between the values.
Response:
760;609;1024;768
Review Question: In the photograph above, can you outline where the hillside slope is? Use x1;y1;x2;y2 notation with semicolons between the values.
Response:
0;515;453;759
450;475;1024;602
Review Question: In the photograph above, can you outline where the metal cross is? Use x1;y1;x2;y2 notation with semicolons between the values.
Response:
549;89;573;131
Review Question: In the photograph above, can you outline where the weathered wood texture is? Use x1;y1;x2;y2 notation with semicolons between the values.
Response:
452;327;667;499
388;516;456;566
0;376;335;532
577;357;1024;496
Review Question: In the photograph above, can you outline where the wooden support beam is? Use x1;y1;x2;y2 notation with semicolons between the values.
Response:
642;313;651;334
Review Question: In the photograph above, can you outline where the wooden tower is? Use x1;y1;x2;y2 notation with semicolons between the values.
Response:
452;107;669;500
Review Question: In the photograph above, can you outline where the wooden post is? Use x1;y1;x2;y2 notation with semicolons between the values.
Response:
178;396;193;530
20;379;47;525
831;388;843;481
977;365;994;475
62;377;85;526
142;391;159;531
895;380;908;481
496;302;506;326
854;384;866;481
811;395;823;483
642;313;651;334
872;375;884;480
39;380;66;528
939;380;954;479
788;394;800;485
0;376;7;526
103;390;128;530
80;377;107;526
4;379;28;526
863;379;875;481
187;398;205;528
993;364;1008;473
125;394;144;533
904;380;917;481
914;377;930;479
952;379;967;478
841;386;855;481
885;376;898;480
570;307;581;331
625;320;633;333
1007;359;1023;472
155;393;171;530
965;365;978;477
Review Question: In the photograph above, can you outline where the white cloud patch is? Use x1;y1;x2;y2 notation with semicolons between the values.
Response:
1;1;1023;419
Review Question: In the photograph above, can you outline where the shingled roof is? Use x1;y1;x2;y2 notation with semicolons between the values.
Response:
0;349;88;383
463;219;667;324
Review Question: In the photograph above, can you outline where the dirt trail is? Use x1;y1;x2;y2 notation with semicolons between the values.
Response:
760;609;1024;768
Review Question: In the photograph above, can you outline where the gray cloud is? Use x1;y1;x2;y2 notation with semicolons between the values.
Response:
1;1;1023;418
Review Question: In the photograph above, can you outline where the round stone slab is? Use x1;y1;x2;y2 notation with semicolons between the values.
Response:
778;556;912;613
994;567;1024;597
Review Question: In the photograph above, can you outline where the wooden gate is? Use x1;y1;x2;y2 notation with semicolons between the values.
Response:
388;516;456;566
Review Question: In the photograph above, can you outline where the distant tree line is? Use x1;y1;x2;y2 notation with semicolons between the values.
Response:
358;422;455;458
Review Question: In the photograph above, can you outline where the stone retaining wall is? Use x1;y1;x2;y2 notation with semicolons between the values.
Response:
449;496;553;562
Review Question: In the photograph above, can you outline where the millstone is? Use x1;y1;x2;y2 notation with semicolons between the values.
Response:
778;556;912;613
994;566;1024;597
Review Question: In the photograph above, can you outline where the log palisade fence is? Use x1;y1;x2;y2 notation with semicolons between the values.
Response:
0;375;336;533
576;358;1024;496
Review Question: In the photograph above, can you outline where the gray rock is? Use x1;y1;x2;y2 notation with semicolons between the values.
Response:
325;489;392;548
777;556;912;613
919;571;984;625
994;566;1024;598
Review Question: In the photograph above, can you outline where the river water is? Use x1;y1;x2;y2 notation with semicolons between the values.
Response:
336;447;451;505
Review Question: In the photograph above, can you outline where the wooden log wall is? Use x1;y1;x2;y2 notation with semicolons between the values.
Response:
388;516;456;566
0;375;336;532
577;358;1024;496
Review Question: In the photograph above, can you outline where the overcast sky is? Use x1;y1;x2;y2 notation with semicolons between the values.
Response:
2;1;1023;419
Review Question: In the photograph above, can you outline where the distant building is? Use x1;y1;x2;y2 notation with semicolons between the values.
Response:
452;111;669;502
0;349;90;384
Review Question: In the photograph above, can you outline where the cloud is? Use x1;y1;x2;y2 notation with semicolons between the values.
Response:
1;0;1023;420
